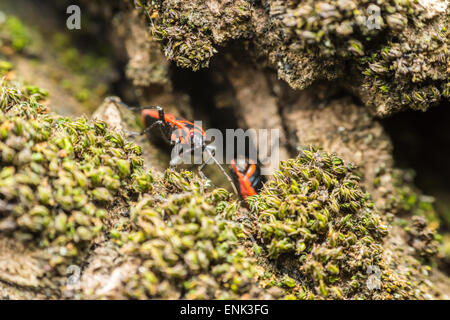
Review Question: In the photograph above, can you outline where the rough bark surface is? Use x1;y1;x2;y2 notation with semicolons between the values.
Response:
0;0;449;300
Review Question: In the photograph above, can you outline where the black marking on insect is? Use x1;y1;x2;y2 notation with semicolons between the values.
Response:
107;97;239;196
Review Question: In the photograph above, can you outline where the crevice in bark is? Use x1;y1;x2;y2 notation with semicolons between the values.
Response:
382;100;450;232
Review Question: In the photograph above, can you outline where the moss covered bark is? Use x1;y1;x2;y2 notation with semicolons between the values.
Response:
0;0;449;300
0;77;448;299
132;0;448;115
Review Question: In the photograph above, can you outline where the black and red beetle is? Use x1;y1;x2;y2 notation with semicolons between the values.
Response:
107;97;238;195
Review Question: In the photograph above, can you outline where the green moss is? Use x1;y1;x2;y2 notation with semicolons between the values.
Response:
0;60;13;75
244;147;442;299
0;68;445;298
112;172;269;299
0;79;152;271
75;88;91;102
0;15;32;51
133;0;448;113
135;0;250;71
247;148;389;298
388;169;440;224
24;85;49;99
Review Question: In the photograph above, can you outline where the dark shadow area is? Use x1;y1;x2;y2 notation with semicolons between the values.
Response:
171;51;257;159
382;100;450;231
171;58;240;132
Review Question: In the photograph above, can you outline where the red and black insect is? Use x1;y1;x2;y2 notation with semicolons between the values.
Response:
107;97;238;195
230;156;265;206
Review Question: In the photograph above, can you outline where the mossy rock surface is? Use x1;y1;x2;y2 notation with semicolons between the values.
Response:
0;79;267;299
131;0;449;115
246;148;445;299
0;78;448;299
0;80;152;275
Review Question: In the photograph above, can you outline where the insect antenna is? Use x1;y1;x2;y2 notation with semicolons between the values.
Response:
105;96;143;112
205;148;239;196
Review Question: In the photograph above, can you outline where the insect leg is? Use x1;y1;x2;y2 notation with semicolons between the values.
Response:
107;97;172;142
197;163;212;188
154;106;172;143
136;105;172;144
106;97;167;122
122;120;164;137
205;148;239;196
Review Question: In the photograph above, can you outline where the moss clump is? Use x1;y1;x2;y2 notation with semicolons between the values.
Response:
111;170;270;299
0;60;13;76
404;216;439;259
265;0;449;113
387;169;440;225
0;79;153;271
245;147;444;299
0;14;32;52
133;0;448;114
247;148;388;298
135;0;251;70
